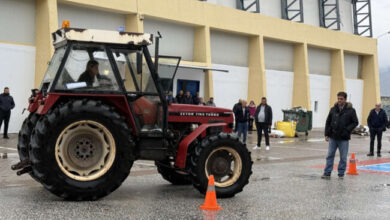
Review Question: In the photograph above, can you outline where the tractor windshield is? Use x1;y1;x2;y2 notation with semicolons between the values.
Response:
53;43;120;92
40;47;66;92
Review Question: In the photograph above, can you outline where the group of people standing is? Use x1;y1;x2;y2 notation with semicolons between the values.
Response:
169;90;216;106
233;97;273;151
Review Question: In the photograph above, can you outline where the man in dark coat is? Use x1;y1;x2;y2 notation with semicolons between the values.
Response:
0;87;15;139
322;92;359;179
234;100;250;144
232;99;242;132
367;103;388;157
182;91;193;104
192;92;200;105
175;90;184;104
253;97;272;150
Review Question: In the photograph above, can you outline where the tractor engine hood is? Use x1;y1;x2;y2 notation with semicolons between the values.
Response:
168;104;234;124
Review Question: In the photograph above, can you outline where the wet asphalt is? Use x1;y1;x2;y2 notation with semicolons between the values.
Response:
0;130;390;219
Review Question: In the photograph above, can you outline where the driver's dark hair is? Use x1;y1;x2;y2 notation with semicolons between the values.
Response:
337;91;347;99
4;87;9;90
86;60;99;70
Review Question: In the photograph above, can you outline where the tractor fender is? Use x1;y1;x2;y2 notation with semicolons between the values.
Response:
174;122;227;169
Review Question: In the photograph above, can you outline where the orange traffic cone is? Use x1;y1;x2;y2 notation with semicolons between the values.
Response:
199;175;222;211
347;153;358;175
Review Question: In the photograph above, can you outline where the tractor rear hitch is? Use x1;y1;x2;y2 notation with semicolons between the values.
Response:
16;166;32;176
11;159;32;176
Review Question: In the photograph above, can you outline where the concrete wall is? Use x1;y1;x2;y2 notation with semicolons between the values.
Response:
260;0;281;18
264;39;294;71
57;3;125;31
144;19;195;61
0;0;35;44
210;30;249;67
0;43;35;133
346;79;364;124
212;64;249;109
310;74;331;128
344;53;361;79
302;0;320;27
266;70;294;126
340;0;354;34
308;47;331;75
207;0;236;9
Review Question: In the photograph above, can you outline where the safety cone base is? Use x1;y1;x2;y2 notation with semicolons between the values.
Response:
200;204;222;211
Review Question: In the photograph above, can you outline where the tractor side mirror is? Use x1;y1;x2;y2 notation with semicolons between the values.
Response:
136;52;143;75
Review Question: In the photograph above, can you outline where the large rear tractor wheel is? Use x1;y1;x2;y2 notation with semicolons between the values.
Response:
17;113;40;161
155;160;192;185
190;133;253;198
17;113;40;180
29;100;135;200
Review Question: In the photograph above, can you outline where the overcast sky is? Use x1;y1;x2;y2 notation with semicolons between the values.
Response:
372;0;390;70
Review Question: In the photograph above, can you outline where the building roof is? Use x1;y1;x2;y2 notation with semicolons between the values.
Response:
52;28;153;46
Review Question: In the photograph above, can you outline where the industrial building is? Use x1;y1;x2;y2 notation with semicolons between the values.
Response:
0;0;380;133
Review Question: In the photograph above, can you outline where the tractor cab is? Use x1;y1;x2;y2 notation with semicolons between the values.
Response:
39;28;180;135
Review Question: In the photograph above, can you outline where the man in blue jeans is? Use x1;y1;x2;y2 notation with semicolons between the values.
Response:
322;92;358;179
234;100;249;144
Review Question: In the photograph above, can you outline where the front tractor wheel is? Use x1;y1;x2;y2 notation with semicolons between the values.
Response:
29;100;135;200
190;133;253;198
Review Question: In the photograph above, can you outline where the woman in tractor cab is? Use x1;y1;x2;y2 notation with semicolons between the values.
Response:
78;60;100;87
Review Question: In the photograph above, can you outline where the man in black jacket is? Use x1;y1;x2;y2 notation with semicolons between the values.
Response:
253;97;272;151
0;87;15;139
232;99;242;132
322;92;358;179
367;103;388;157
182;91;193;104
234;100;250;144
175;90;184;104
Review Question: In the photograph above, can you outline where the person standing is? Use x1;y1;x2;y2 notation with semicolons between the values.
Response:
232;99;242;132
198;97;206;106
182;91;193;104
0;87;15;139
235;100;249;144
248;101;256;134
367;103;388;157
175;90;184;104
253;97;272;150
322;92;358;179
193;92;200;105
206;97;216;107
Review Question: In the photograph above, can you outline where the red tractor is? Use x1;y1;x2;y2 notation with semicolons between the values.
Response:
12;28;252;200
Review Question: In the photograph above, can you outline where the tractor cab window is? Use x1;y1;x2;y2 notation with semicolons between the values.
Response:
54;44;120;92
112;49;162;133
40;47;66;92
112;50;158;94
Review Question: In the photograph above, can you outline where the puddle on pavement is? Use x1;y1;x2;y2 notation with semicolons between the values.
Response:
295;174;319;180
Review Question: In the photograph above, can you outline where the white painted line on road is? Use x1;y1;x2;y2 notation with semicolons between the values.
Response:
271;145;327;152
0;146;17;151
307;138;325;143
134;162;155;167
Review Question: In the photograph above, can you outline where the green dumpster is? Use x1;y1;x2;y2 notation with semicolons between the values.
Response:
282;107;312;135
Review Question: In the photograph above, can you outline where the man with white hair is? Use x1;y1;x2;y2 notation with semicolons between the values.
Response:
367;103;388;157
